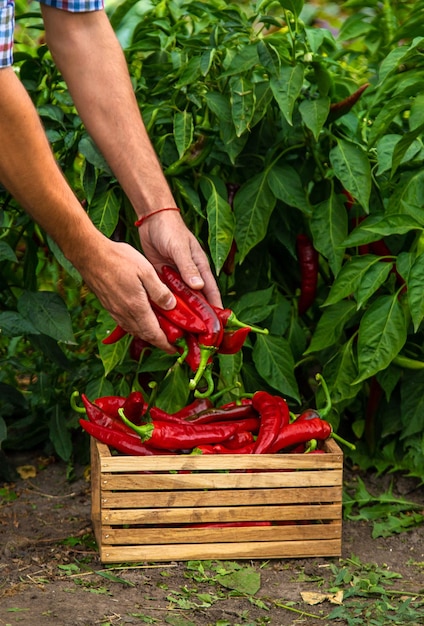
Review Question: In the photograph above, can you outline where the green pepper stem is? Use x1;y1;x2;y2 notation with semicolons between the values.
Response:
70;391;86;414
315;373;332;419
227;312;269;335
118;408;153;441
209;381;242;404
189;346;216;392
193;364;215;398
331;431;356;450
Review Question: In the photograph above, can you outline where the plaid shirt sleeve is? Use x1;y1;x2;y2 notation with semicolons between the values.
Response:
0;0;14;68
0;0;104;68
38;0;104;12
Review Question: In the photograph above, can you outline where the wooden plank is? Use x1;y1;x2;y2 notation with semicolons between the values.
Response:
99;539;342;563
100;486;342;509
101;522;342;546
100;469;342;491
102;503;341;525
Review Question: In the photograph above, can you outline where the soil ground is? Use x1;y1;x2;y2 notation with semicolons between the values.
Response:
1;449;423;626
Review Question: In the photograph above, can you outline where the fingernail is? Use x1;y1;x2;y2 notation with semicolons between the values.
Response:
162;294;176;309
189;276;203;288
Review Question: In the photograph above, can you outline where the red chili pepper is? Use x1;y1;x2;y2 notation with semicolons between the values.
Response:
151;293;207;335
223;430;255;449
82;394;136;435
270;418;332;453
170;397;214;419
187;403;258;424
296;233;319;316
79;419;169;456
102;324;127;345
119;409;241;450
156;311;184;344
195;441;256;454
327;83;370;123
218;327;251;354
160;265;223;392
93;395;127;418
149;406;187;423
252;391;290;454
122;391;146;425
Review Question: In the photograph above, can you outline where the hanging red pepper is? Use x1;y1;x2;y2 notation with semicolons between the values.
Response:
296;233;319;316
118;409;241;450
327;83;370;123
102;324;128;345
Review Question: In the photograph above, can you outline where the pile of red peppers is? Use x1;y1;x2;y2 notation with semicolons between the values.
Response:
102;265;268;398
74;373;350;457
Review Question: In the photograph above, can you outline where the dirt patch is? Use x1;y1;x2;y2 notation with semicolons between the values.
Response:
1;449;423;626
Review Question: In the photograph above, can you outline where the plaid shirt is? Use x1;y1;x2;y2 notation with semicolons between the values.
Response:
0;0;104;68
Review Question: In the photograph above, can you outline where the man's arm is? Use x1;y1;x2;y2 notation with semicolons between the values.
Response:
40;6;222;304
0;67;177;351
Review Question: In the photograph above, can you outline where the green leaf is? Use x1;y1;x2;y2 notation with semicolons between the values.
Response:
329;138;371;212
78;135;112;174
0;311;39;336
267;164;309;213
270;64;304;126
252;335;300;402
173;111;194;159
17;291;76;344
299;96;330;141
324;337;362;405
88;188;121;237
355;262;393;310
324;255;385;306
234;171;276;262
400;370;424;438
0;241;18;263
310;193;348;276
230;76;256;137
277;0;304;18
305;301;357;354
201;177;235;275
49;406;73;462
355;295;408;383
406;252;424;331
0;417;7;448
156;363;190;413
216;565;261;596
391;123;424;178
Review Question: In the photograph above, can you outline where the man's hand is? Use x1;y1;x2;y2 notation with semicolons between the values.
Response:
138;210;223;309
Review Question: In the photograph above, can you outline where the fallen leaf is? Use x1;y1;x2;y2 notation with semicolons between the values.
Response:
301;590;343;605
16;465;37;479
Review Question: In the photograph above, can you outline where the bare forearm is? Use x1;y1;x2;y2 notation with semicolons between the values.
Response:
0;68;101;264
41;7;175;219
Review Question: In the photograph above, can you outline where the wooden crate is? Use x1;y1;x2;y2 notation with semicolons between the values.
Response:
90;437;343;563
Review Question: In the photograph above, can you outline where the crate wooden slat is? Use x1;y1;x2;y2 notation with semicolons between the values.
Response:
90;437;343;563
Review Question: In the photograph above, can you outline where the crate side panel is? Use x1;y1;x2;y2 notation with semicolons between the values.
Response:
102;521;342;546
99;539;342;563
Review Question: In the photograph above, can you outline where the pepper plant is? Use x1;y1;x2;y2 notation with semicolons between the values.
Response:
2;0;424;477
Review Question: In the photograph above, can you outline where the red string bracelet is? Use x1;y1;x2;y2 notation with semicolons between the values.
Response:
134;207;181;228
